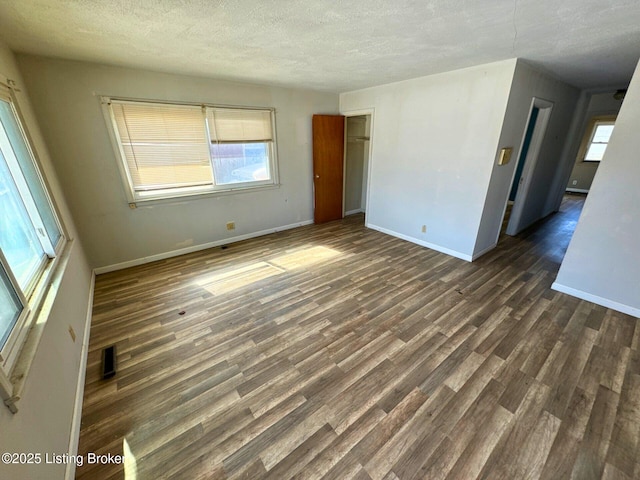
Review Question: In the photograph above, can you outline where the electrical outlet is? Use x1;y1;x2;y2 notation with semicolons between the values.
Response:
421;225;427;233
572;180;578;186
226;222;235;231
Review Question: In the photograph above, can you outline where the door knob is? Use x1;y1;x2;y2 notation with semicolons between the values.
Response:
314;175;320;179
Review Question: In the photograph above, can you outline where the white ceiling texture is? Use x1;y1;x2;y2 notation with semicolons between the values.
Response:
0;0;639;92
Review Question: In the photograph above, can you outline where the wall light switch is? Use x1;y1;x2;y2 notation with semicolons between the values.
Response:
498;147;513;166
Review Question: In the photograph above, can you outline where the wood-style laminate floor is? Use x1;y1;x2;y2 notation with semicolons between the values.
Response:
77;194;640;480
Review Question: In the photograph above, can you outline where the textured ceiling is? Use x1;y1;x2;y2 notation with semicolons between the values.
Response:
0;0;639;92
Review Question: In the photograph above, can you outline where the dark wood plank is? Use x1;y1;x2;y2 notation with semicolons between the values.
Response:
76;194;640;480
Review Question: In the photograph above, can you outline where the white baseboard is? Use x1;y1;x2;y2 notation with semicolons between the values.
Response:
94;220;314;274
65;271;95;480
551;282;640;318
345;209;364;216
565;188;589;194
472;243;497;261
366;223;472;262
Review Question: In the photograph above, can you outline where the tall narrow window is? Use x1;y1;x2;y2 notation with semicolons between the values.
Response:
0;81;63;375
106;98;278;203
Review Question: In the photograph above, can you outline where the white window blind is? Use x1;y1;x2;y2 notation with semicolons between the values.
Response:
206;108;273;143
110;102;212;191
106;98;278;202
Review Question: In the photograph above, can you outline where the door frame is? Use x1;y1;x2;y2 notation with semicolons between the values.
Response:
341;108;375;221
505;97;554;236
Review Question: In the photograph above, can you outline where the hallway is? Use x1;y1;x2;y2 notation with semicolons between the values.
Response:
495;193;586;268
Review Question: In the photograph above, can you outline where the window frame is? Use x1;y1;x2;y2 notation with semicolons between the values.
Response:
0;77;68;410
578;114;616;163
0;249;30;367
0;109;55;292
101;97;280;205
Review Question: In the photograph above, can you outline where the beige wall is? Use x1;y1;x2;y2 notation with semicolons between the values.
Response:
340;60;517;261
0;43;93;480
16;55;339;269
565;91;624;191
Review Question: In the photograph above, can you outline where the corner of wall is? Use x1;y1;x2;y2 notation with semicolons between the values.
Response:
471;61;520;258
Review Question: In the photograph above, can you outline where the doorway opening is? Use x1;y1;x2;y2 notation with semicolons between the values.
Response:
503;97;554;236
312;111;373;224
343;113;371;219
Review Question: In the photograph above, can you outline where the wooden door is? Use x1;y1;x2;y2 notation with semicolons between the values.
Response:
313;114;345;223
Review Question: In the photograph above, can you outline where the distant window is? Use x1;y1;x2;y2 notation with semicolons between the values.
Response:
104;98;278;203
580;116;616;162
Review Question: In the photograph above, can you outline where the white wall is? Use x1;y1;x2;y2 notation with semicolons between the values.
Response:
553;59;640;317
0;44;93;480
474;60;579;255
16;55;339;270
340;60;517;260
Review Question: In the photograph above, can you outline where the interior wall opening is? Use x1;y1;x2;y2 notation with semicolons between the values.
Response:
343;114;371;218
564;89;625;196
502;97;554;237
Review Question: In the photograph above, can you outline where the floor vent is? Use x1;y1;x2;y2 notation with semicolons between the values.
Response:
102;345;117;379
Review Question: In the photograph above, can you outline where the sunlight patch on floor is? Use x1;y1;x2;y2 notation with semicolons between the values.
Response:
201;262;285;295
124;438;137;480
194;246;343;295
269;245;342;270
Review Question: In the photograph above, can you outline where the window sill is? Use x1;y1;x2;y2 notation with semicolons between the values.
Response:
128;183;281;207
2;239;74;413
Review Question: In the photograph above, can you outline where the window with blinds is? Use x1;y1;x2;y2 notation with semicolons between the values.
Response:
106;98;278;202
